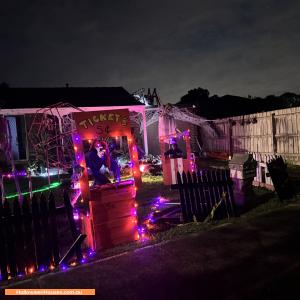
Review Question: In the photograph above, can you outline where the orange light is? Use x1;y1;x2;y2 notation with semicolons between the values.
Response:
29;267;34;274
74;146;78;151
49;264;55;270
133;171;136;175
88;139;92;143
128;138;132;142
134;202;138;208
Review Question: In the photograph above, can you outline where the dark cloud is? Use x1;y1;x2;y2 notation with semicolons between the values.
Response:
1;0;300;102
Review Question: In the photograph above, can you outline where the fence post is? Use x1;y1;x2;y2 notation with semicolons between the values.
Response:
64;190;83;262
12;198;26;275
0;199;8;280
48;192;60;266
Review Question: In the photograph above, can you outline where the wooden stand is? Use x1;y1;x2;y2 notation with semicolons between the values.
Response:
81;181;138;250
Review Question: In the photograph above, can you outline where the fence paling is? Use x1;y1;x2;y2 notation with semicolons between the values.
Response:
182;172;193;222
221;170;234;217
216;170;229;219
64;190;83;262
192;172;203;221
0;200;8;280
13;198;26;275
40;193;52;268
177;172;188;222
22;196;36;272
3;199;17;277
197;171;208;219
49;192;60;266
32;195;44;271
203;171;213;214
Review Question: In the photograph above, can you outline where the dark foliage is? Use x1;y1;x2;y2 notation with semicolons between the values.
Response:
177;87;300;119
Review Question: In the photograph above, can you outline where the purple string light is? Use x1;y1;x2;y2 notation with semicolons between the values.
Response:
2;171;27;178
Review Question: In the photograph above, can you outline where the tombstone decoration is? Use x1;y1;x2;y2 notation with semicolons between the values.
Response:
266;156;295;201
229;153;257;212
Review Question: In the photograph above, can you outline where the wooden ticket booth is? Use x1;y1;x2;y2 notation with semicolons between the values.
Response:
72;109;141;250
160;130;196;186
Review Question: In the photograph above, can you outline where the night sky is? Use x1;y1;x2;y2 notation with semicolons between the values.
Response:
1;0;300;103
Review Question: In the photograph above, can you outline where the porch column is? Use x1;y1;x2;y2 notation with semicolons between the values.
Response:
142;109;148;154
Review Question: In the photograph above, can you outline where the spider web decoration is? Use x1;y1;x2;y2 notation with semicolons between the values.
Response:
130;108;160;134
28;102;83;171
130;104;215;137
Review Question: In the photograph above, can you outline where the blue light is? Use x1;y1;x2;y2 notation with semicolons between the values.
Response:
61;264;67;271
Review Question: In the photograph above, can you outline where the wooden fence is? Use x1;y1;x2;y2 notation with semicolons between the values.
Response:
0;191;82;281
202;107;300;165
177;169;237;222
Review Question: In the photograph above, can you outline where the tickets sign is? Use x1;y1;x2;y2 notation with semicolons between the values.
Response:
72;109;131;139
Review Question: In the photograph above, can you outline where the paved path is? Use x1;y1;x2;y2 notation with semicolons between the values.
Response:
2;204;300;300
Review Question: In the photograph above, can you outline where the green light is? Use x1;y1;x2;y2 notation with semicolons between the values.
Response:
5;182;61;199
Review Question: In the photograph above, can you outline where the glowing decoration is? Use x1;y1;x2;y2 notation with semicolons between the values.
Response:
39;266;45;272
74;135;80;142
28;267;34;274
71;189;81;206
128;161;134;168
73;210;79;220
61;264;67;271
5;182;61;199
1;171;27;178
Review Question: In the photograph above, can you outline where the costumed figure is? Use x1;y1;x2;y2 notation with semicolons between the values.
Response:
86;140;110;186
164;139;183;159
